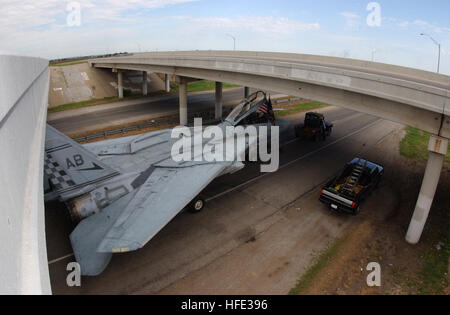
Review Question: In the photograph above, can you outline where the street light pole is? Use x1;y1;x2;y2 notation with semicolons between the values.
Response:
437;43;441;74
420;33;441;73
226;34;236;51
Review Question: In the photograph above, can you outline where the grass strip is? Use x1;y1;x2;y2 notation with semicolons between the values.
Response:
275;101;328;117
400;126;450;163
289;236;346;295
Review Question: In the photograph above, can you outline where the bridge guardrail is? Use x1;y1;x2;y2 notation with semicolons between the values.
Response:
72;97;303;142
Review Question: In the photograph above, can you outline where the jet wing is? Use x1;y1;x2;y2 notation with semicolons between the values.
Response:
70;162;228;276
83;129;172;156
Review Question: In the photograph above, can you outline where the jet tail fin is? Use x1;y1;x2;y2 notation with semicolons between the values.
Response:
44;124;120;200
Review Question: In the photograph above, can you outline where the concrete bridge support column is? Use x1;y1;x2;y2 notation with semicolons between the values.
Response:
117;70;124;99
179;77;188;125
244;86;250;99
215;82;223;120
142;71;148;96
165;74;170;93
406;135;448;244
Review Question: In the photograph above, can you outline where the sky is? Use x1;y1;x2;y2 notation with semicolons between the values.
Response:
1;0;449;74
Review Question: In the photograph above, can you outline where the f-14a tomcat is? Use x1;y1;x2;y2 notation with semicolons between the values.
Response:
45;91;290;276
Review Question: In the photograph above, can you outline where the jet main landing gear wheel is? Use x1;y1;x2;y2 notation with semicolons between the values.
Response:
188;196;205;213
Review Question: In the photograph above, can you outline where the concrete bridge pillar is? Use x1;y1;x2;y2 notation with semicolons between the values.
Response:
165;74;170;93
142;71;148;96
406;135;448;244
215;82;223;120
179;77;188;125
117;70;124;99
244;86;250;99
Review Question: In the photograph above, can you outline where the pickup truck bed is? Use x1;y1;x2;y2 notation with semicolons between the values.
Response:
319;158;383;215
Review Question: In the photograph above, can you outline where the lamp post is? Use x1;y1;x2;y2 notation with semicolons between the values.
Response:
226;34;236;51
420;33;441;73
371;49;377;62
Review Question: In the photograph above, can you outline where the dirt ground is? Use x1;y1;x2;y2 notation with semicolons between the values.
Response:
299;129;449;295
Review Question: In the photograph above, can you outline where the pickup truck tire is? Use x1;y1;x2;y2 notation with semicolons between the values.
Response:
375;172;383;189
314;133;320;142
352;206;360;216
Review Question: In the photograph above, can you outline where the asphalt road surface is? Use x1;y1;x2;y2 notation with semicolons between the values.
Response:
45;106;402;294
47;88;275;135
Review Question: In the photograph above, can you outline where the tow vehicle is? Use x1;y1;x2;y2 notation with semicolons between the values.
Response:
295;112;333;142
319;158;383;215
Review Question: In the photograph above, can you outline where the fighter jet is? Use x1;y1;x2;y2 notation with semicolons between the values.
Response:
45;91;288;276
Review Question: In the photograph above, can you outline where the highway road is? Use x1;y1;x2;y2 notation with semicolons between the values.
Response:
47;87;278;135
45;106;403;294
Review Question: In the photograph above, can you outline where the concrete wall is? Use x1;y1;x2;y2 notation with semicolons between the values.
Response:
49;63;165;107
0;55;51;294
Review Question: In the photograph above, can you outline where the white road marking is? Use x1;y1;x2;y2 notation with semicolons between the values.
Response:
48;117;382;265
48;253;75;265
206;118;381;202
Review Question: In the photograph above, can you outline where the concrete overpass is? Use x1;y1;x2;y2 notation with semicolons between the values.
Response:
89;51;449;245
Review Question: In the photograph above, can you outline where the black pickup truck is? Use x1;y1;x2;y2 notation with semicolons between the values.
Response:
319;158;384;215
295;112;333;142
